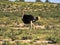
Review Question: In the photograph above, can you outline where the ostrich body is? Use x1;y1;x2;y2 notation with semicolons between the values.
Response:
22;14;38;24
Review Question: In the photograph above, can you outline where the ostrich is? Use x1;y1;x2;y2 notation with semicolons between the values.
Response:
22;14;38;30
21;9;40;30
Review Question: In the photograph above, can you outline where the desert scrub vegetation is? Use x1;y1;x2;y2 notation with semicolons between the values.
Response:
0;1;60;45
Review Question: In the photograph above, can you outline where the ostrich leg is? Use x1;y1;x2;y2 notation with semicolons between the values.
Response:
28;21;33;35
30;21;35;30
30;21;33;30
